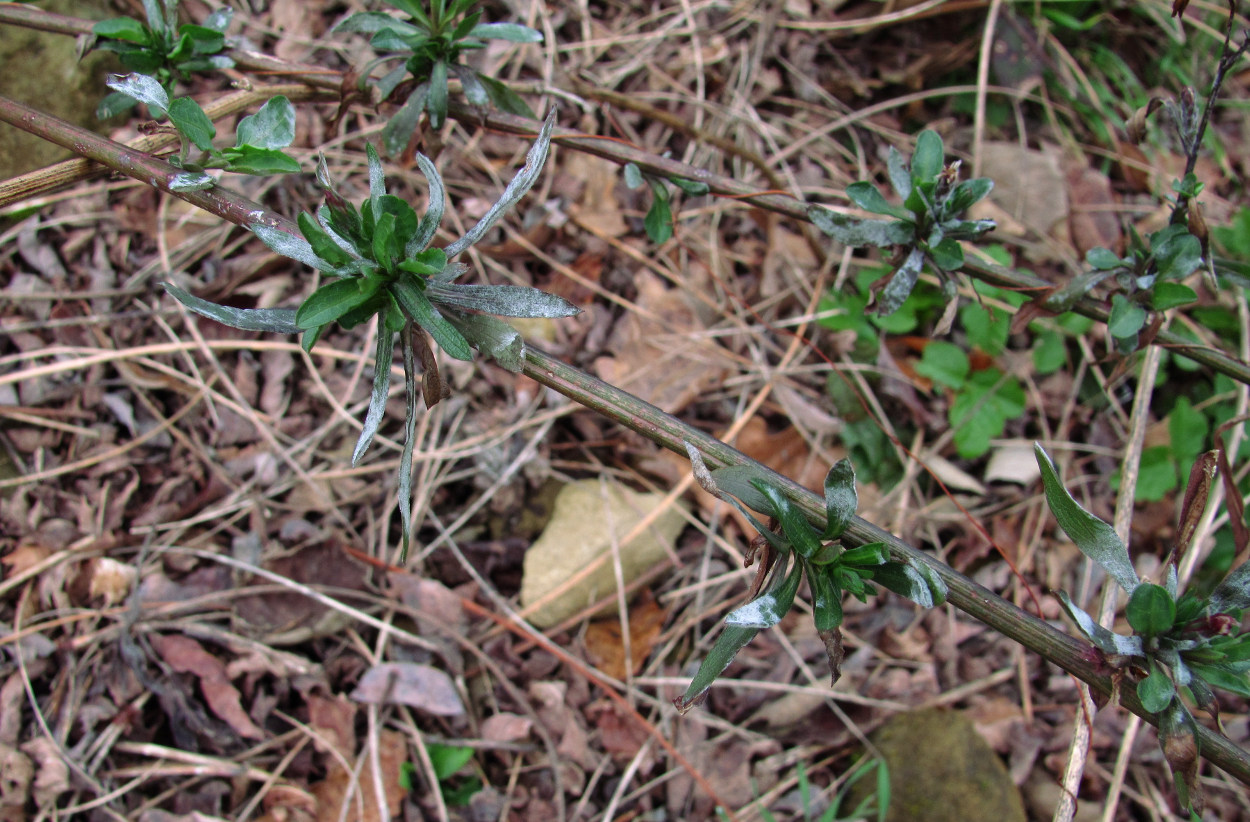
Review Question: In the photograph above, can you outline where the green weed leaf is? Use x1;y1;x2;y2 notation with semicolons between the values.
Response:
427;284;579;317
822;458;857;539
392;274;474;360
807;562;843;632
725;556;803;628
443;311;524;372
236;96;295;150
167;97;215;151
808;205;914;248
353;322;395;465
163;283;300;333
468;21;543;42
93;17;149;44
910;130;944;185
1152;282;1198;310
1138;664;1177;713
673;625;759;714
220;146;300;174
753;481;823;559
915;341;969;389
875;247;925;315
106;72;168;116
296;276;382;329
846;182;908;219
1126;583;1176;636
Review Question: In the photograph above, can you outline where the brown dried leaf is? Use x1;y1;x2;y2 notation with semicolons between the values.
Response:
85;556;137;606
306;694;356;757
149;634;265;740
17;739;67;809
309;730;407;822
480;713;533;744
350;662;464;716
583;590;666;680
0;743;32;808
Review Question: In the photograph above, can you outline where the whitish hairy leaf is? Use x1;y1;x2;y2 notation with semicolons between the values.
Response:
873;560;935;608
236;96;295;150
426;283;579;317
1056;590;1144;656
1210;561;1250;613
468;21;543;42
822;459;857;539
333;11;422;35
444;108;557;258
163;283;300;333
725;558;803;628
353;322;395;466
106;73;169;116
252;224;338;272
409;152;444;254
444;311;525;372
808;205;913;248
1035;443;1139;593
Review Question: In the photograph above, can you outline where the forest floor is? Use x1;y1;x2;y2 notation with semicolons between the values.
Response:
3;0;1250;820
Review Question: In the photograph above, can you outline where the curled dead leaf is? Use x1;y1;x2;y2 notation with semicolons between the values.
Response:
350;662;464;716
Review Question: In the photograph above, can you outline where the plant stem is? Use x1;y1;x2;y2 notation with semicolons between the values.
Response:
1;64;1249;789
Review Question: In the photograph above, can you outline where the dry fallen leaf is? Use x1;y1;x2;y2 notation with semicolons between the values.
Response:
350;662;465;716
0;742;32;809
149;634;265;740
85;556;137;606
18;738;67;810
309;729;408;822
583;590;666;680
480;712;533;744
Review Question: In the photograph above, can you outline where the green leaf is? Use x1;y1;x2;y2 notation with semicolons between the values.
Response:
97;91;138;120
1138;664;1176;713
398;247;447;279
673;624;760;714
453;64;490;107
1055;590;1143;655
1126;583;1176;637
163;283;300;333
352;320;396;465
1035;443;1139;592
334;11;423;35
373;212;400;267
445;109;556;258
1152;282;1198;310
670;176;710;196
1086;246;1125;270
821;459;857;540
1187;662;1250;699
93;17;150;44
1033;329;1067;375
410;152;445;254
106;72;168;117
886;146;911;200
872;560;935;608
236;96;296;150
1209;561;1250;613
927;237;963;271
427;283;579;318
427;59;449;129
296;277;382;329
168;97;216;151
392;274;474;360
875;247;925;315
140;0;167;37
910;130;944;186
846;182;907;218
725;555;803;628
644;194;673;243
468;21;544;42
1128;445;1177;503
944;177;993;214
178;24;225;56
443;311;524;372
839;542;888;567
298;212;357;268
1108;294;1147;339
753;481;823;559
1168;397;1208;465
807;562;843;632
914;341;968;389
219;146;300;174
253;224;344;273
1152;227;1203;281
808;205;914;248
475;73;537;119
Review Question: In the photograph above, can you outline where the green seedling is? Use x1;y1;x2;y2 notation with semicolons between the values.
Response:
165;110;578;559
914;340;1025;460
399;744;482;806
722;757;889;822
622;162;710;244
808;129;996;316
678;447;946;713
1037;444;1250;813
107;73;300;189
91;0;233;118
335;0;542;154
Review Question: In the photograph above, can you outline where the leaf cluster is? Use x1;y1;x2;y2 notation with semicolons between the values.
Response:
106;73;300;189
1036;444;1250;811
166;111;577;559
677;448;947;713
808;130;996;315
335;0;542;153
622;162;710;244
92;0;233;117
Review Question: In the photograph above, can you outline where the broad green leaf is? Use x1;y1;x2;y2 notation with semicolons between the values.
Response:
475;73;537;119
1152;282;1198;310
839;542;888;567
914;340;968;389
179;24;225;56
725;556;803;628
927;237;963;271
295;276;382;329
444;109;556;258
945;177;993;214
673;624;759;714
753;480;823;559
375;195;420;250
910;130;944;185
822;459;857;539
807;562;843;632
872;560;935;608
426;283;579;317
1086;246;1125;270
352;320;396;465
398;247;448;278
106;72;169;116
220;146;300;174
334;12;423;35
808;205;914;248
1035;444;1139;592
644;193;673;243
409;151;445;254
163;283;299;333
875;247;925;315
444;311;525;372
168;97;215;151
298;212;356;268
846;182;907;219
1126;583;1176;637
1055;590;1143;655
93;17;149;44
1168;397;1208;465
1033;329;1066;375
392;274;474;360
1152;227;1202;281
236;96;296;150
468;22;543;42
1108;294;1147;339
949;369;1024;459
1138;664;1176;713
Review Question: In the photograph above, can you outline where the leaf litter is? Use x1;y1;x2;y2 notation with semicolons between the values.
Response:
1;0;1249;819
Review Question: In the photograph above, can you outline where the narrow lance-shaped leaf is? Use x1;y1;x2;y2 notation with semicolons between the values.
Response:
426;283;579;317
725;554;803;628
409;151;445;255
807;205;913;248
872;560;936;608
397;324;419;563
443;311;525;372
444;108;557;258
352;320;396;466
1210;560;1250;613
1034;443;1139;593
252;224;341;273
753;481;822;559
684;445;791;556
468;21;543;42
392;274;474;361
366;143;386;219
163;283;300;333
822;459;857;539
807;561;843;632
673;625;759;714
1056;590;1144;656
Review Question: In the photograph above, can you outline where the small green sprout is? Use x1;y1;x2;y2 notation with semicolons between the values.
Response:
92;0;234;118
678;447;946;713
622;162;710;244
335;0;543;154
165;111;577;560
808;130;996;315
